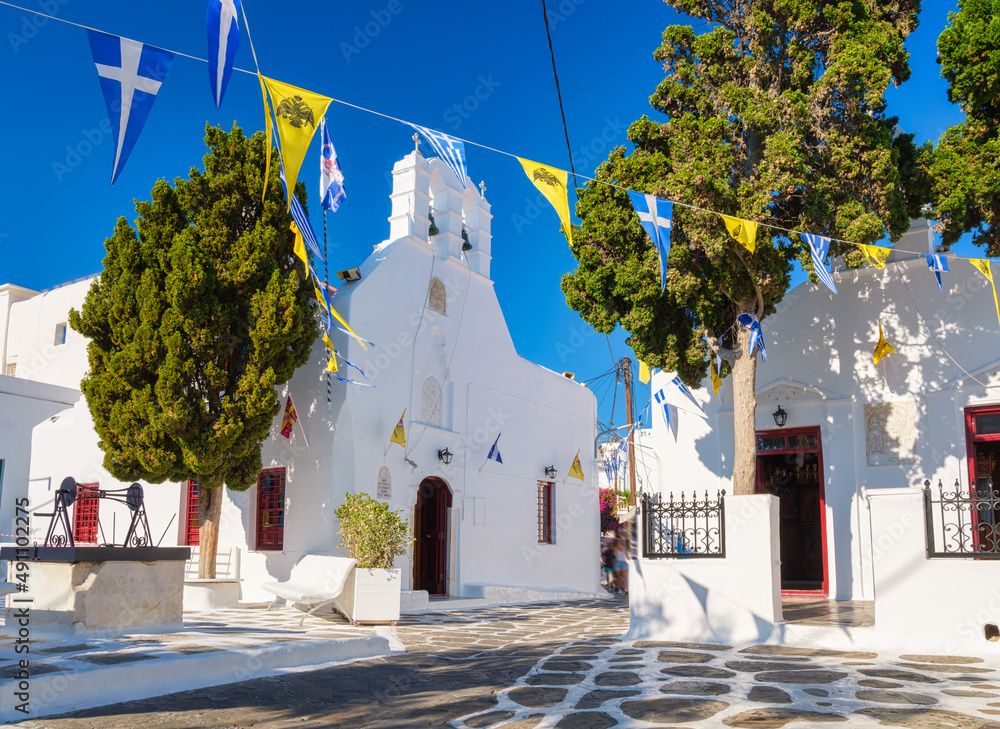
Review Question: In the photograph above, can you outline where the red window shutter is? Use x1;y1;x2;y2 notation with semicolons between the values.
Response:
185;480;200;546
256;468;286;551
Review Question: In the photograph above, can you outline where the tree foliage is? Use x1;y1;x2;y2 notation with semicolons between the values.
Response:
923;0;1000;252
563;0;922;493
70;124;318;566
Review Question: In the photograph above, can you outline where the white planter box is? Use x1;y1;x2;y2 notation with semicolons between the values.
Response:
183;579;241;611
334;567;401;625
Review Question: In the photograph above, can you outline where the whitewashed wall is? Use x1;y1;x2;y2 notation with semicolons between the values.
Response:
641;218;1000;601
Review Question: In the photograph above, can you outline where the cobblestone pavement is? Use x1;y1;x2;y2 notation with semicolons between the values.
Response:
12;595;1000;728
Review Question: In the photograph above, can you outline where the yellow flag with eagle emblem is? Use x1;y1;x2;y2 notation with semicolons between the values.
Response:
970;259;1000;330
389;409;407;448
874;322;896;365
262;76;331;209
859;244;892;269
720;215;758;254
517;157;572;245
568;450;585;481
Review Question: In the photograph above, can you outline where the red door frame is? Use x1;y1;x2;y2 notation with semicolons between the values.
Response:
754;425;829;597
965;405;1000;487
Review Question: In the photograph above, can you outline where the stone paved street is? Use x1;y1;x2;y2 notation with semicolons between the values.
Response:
11;595;1000;728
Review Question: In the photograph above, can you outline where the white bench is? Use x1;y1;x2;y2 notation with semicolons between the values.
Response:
261;555;357;626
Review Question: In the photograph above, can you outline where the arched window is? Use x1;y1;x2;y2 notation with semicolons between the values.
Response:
428;278;446;314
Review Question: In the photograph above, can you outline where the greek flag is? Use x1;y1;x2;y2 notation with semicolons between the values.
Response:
627;191;673;290
803;233;838;294
319;118;346;212
671;375;703;414
280;164;325;264
654;388;671;429
207;0;240;109
408;123;468;188
737;312;767;363
926;253;950;292
87;30;174;184
486;433;503;464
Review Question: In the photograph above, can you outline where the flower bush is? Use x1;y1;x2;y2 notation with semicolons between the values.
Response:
600;488;620;533
335;492;414;569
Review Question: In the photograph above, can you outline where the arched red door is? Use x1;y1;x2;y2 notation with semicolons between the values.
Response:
414;478;451;596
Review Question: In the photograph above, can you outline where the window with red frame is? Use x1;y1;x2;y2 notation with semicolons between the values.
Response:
537;481;553;544
185;480;200;546
73;484;100;544
256;468;285;550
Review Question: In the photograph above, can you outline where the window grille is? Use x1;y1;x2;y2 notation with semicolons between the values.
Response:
185;479;200;546
537;481;553;544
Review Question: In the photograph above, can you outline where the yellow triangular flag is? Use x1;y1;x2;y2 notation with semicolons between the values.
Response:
262;77;331;209
720;215;757;254
971;259;1000;330
389;409;407;448
259;74;273;203
516;157;572;245
859;244;891;269
874;322;896;365
290;221;309;271
710;358;722;395
321;334;339;373
568;450;584;481
638;360;651;384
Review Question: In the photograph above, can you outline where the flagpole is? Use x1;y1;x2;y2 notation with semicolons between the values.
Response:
323;145;332;408
295;410;310;450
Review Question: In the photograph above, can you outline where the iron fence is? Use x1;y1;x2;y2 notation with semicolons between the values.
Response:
641;491;725;558
924;478;1000;558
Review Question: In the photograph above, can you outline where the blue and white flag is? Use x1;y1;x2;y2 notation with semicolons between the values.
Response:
486;433;503;464
408;123;468;188
207;0;240;109
803;233;838;294
319;118;346;212
87;30;174;184
926;253;950;292
333;350;369;380
737;312;767;363
334;373;375;388
280;164;325;264
627;191;673;290
671;375;705;416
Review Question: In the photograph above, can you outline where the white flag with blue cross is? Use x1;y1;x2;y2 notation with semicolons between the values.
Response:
803;233;838;294
408;123;468;188
627;191;673;291
207;0;240;109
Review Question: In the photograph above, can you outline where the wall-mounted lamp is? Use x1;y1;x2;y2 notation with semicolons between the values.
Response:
438;448;453;465
772;406;788;428
544;465;557;479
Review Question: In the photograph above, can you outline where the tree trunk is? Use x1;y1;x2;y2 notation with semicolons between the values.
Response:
198;485;224;578
731;322;759;496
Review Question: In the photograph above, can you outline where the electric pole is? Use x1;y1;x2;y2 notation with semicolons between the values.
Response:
619;358;637;509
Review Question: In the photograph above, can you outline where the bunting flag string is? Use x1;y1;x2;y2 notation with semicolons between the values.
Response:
207;0;240;109
517;157;572;245
409;123;468;188
720;215;758;254
926;253;950;292
737;313;767;363
860;244;892;269
970;259;1000;330
87;30;174;184
261;76;331;209
627;192;673;290
334;373;375;388
281;163;325;263
874;322;896;365
803;233;838;294
334;350;370;380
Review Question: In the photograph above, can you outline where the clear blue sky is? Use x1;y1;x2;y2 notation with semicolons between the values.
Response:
0;0;967;429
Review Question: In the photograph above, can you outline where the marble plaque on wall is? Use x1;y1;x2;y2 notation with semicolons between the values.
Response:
865;401;917;467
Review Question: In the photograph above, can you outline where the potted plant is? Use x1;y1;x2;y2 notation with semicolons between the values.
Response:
333;492;414;624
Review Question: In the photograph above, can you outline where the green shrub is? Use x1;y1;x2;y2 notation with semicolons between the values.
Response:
335;492;414;569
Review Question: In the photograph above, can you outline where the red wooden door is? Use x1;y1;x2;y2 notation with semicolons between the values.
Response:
415;478;451;596
754;426;829;595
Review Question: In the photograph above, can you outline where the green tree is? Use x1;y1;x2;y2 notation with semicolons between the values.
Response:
924;0;1000;252
563;1;923;495
70;124;319;576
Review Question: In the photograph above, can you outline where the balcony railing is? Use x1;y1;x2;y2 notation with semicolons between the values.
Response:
641;491;725;559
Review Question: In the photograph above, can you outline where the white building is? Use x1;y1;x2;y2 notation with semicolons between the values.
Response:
641;218;1000;602
4;149;601;603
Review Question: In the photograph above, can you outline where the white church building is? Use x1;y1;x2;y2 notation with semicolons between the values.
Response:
639;217;1000;604
1;148;601;604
